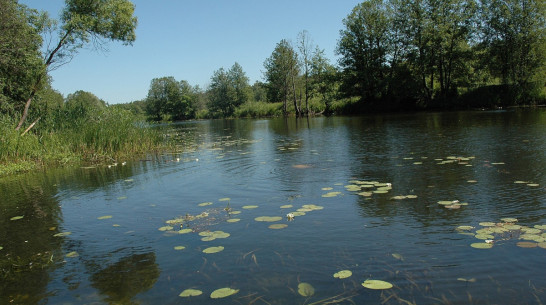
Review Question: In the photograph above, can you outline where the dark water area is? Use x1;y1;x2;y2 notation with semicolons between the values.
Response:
1;110;545;304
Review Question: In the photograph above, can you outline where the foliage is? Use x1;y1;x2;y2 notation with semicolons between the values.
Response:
208;62;251;117
145;77;196;121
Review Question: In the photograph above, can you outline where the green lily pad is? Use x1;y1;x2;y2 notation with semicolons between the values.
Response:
203;246;224;254
198;202;212;206
269;224;288;229
322;192;342;198
53;232;71;237
210;287;239;299
514;180;528;184
227;218;240;223
373;190;389;194
302;204;324;210
219;198;230;202
10;216;24;221
298;282;315;297
527;183;539;187
174;246;186;250
392;253;404;260
457;278;476;282
97;215;112;220
358;192;373;197
66;251;79;258
534;225;546;230
519;234;543;242
471;242;493;249
158;226;173;231
521;228;541;234
229;210;241;215
538;242;546;249
212;231;230;238
457;225;475;231
503;224;521;230
322;187;333;191
255;216;282;222
344;185;361;192
333;270;352;279
479;222;496;227
280;205;293;208
438;201;455;205
362;279;393;290
178;229;192;234
199;231;214;237
179;289;202;297
475;234;495;240
500;217;518;223
201;236;216;241
243;205;258;209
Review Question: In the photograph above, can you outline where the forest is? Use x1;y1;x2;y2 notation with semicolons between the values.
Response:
1;0;545;174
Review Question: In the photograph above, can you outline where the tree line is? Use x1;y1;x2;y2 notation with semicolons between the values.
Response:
1;0;545;128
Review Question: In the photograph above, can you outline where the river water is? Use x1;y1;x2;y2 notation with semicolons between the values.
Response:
1;110;545;304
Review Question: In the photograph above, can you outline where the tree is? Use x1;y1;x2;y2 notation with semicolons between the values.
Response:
337;0;392;103
0;0;44;116
310;47;338;114
479;0;546;102
263;39;300;116
15;0;138;130
145;77;194;121
208;62;250;117
297;30;313;115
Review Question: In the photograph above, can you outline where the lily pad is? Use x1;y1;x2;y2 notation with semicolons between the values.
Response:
457;225;475;231
174;246;186;250
322;187;333;191
471;242;493;249
392;253;404;260
10;216;24;221
242;205;258;209
521;228;541;234
362;279;393;290
255;216;282;222
479;222;496;227
53;232;71;237
226;218;240;223
269;224;288;229
203;246;224;254
538;242;546;249
97;215;112;220
298;282;315;297
534;225;546;230
198;202;213;206
219;198;230;202
158;226;173;231
179;289;202;297
333;270;352;279
280;205;293;208
210;287;239;299
178;229;192;234
322;192;342;198
527;183;540;187
500;217;518;223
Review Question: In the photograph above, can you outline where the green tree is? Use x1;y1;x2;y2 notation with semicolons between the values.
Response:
337;0;392;103
208;62;250;117
0;0;44;116
263;39;300;116
310;47;338;114
15;0;138;130
479;0;546;102
145;77;194;121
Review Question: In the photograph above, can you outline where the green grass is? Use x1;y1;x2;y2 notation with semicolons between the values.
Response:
233;101;283;118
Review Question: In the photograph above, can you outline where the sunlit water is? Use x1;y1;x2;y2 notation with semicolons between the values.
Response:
1;110;545;304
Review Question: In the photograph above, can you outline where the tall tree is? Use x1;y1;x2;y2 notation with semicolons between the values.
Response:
480;0;546;98
145;77;194;121
297;30;313;115
15;0;138;130
337;0;392;103
263;39;300;116
310;47;338;114
228;62;251;109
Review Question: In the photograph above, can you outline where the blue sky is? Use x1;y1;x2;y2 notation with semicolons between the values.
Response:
20;0;361;104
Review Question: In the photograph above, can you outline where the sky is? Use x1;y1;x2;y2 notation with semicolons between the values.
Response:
19;0;361;104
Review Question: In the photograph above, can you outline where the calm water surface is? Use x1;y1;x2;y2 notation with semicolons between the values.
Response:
1;110;545;304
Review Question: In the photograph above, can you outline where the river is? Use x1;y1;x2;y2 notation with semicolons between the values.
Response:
1;110;545;304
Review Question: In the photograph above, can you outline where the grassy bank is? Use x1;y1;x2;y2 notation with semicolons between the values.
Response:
0;108;172;177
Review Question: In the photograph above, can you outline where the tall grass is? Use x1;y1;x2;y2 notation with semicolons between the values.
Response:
234;101;283;118
0;107;171;176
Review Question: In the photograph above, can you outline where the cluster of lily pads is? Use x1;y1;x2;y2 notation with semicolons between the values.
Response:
456;218;546;249
438;200;468;210
322;180;394;198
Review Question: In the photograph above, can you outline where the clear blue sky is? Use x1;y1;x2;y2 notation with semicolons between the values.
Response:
19;0;361;104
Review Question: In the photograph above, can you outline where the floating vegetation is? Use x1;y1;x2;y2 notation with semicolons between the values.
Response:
517;242;537;248
117;196;127;200
53;232;71;237
458;218;546;249
438;200;467;209
292;164;311;169
280;204;293;208
198;202;213;207
322;187;333;191
179;289;202;297
226;218;240;223
203;246;224;254
390;195;418;200
242;205;258;209
97;215;113;220
210;287;239;298
174;246;186;250
158;226;173;231
178;228;192;234
457;278;476;283
362;279;393;290
500;217;518;223
322;191;342;198
10;216;24;221
255;216;282;222
298;282;315;297
392;253;404;261
471;242;493;249
219;198;230;202
66;251;79;258
333;270;352;279
269;224;288;229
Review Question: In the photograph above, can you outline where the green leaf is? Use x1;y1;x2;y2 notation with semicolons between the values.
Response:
97;215;112;220
203;246;224;254
362;279;393;290
179;289;202;297
333;270;352;279
210;287;239;298
255;216;282;222
66;251;79;258
10;216;24;221
268;224;288;229
298;282;315;297
174;246;186;250
470;242;493;249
